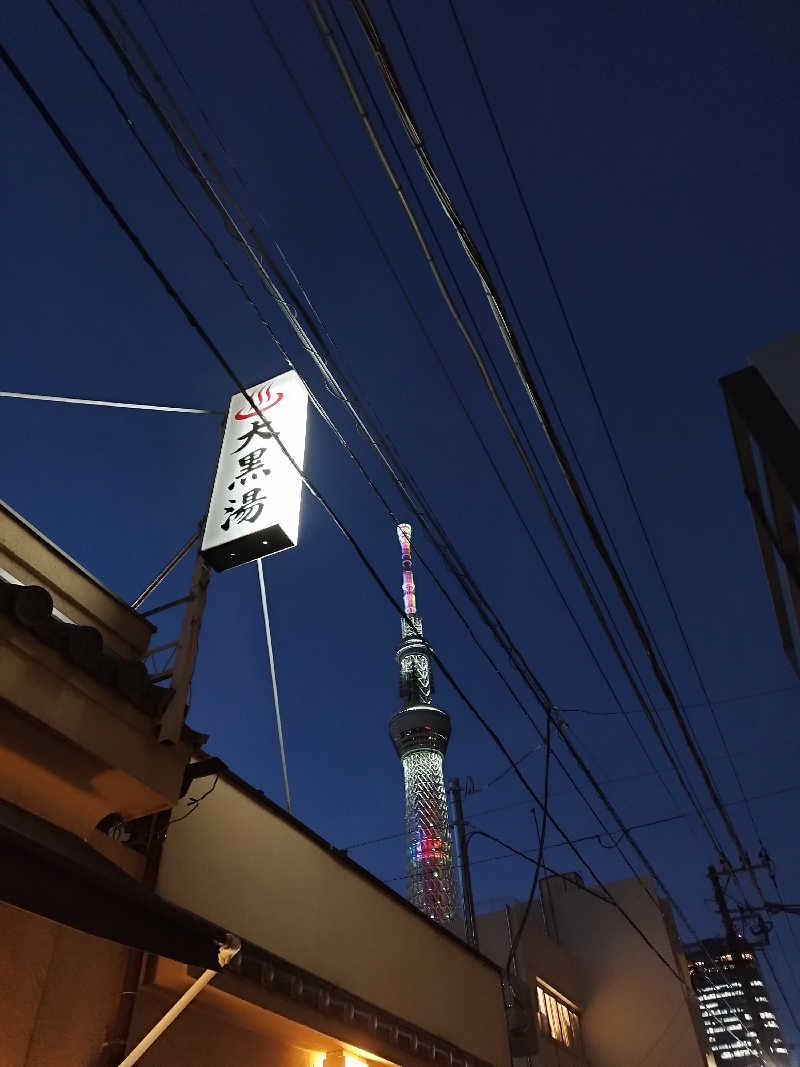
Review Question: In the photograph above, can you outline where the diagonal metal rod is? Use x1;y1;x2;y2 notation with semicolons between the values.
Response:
257;558;291;812
0;390;222;414
132;528;203;609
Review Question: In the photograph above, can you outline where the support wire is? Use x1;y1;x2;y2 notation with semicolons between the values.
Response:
257;558;291;813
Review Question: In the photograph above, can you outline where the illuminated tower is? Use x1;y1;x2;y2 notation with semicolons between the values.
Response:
389;523;459;924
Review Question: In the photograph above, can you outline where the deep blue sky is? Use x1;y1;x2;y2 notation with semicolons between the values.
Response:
3;0;799;1047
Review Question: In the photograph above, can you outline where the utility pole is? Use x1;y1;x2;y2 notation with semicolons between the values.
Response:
449;777;478;950
708;864;774;1066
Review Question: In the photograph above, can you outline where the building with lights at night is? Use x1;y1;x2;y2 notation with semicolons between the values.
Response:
389;523;460;926
0;501;510;1067
685;937;789;1064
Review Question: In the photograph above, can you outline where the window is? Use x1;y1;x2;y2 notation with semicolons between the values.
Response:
536;983;583;1053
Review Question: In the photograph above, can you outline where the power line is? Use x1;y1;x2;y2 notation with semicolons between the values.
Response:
564;683;799;716
60;4;774;923
86;0;736;931
55;0;641;906
382;0;797;906
40;3;782;1031
74;10;778;1019
444;0;773;868
469;828;684;986
505;712;551;972
2;34;757;1037
83;0;702;917
314;0;722;864
0;30;677;985
346;780;800;856
337;0;755;874
307;0;742;871
440;4;800;965
466;829;751;1048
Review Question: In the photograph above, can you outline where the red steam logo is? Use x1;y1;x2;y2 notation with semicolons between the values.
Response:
234;385;284;420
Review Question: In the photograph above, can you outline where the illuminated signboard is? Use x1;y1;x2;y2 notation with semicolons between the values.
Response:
201;370;308;572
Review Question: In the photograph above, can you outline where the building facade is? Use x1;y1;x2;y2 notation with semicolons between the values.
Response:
685;937;789;1065
721;334;800;675
478;873;712;1067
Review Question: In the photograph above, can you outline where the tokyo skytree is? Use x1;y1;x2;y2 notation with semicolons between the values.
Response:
389;523;459;924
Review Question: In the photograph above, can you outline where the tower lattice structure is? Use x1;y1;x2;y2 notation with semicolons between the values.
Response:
389;523;459;924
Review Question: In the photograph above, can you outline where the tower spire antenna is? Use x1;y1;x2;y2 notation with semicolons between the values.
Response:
389;523;460;926
397;522;417;616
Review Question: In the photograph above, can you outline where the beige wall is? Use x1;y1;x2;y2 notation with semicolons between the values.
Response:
542;875;706;1067
128;986;319;1067
0;902;127;1067
157;774;510;1067
477;904;587;1067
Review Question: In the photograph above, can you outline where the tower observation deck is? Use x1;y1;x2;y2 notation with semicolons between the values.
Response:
389;523;459;924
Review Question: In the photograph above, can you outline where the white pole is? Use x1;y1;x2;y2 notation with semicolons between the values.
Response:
117;969;216;1067
117;939;240;1067
256;557;292;812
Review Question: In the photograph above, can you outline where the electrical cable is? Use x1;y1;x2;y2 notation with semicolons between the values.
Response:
337;14;800;992
505;711;551;973
0;38;756;1034
69;0;735;908
307;0;737;867
81;0;717;911
318;0;707;832
374;0;735;859
0;31;660;969
50;0;637;907
445;5;800;973
67;0;679;908
335;0;755;873
245;7;787;912
40;10;780;998
42;21;768;1034
468;828;750;1048
469;828;684;985
42;18;772;1032
375;812;690;875
445;0;775;871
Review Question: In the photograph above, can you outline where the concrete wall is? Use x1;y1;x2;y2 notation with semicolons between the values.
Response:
157;773;510;1067
0;901;127;1067
541;875;706;1067
477;903;587;1067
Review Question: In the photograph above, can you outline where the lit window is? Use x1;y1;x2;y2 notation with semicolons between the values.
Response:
536;984;582;1053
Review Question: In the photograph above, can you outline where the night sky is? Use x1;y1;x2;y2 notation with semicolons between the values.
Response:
3;0;799;1051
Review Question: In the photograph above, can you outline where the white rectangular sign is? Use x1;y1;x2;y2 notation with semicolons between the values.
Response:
201;370;309;572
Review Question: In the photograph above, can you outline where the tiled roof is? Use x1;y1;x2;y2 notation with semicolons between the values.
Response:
0;575;171;720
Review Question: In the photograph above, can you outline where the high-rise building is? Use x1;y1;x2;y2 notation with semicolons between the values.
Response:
388;523;460;924
685;937;789;1064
